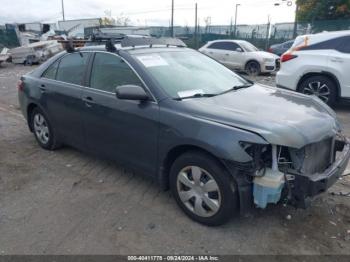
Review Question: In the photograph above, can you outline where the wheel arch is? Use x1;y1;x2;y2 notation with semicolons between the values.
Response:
245;59;261;69
27;103;39;132
159;144;251;215
297;71;341;99
158;144;230;191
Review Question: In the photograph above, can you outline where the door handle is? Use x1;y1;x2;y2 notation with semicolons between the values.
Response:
225;53;230;56
39;84;46;92
83;96;94;107
330;57;343;63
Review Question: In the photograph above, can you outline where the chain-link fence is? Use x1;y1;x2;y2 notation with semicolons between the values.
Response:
1;18;349;50
153;18;350;50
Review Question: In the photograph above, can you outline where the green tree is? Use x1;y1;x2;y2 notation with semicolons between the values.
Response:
296;0;350;22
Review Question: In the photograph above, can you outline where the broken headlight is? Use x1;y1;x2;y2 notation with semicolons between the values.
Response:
239;141;269;177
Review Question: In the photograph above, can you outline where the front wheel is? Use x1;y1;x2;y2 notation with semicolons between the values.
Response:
170;151;238;226
245;61;261;76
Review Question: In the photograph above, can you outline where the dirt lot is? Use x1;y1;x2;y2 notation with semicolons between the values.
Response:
0;63;350;255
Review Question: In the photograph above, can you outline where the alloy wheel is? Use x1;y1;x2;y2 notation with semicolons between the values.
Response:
302;81;330;103
176;166;221;218
246;62;260;76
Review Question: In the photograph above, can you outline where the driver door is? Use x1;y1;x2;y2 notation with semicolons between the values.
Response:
220;42;245;70
82;52;159;176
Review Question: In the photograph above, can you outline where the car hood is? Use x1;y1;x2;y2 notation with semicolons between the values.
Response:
178;84;340;149
249;51;279;60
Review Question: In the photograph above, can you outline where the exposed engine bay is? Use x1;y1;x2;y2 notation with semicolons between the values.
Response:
241;134;350;209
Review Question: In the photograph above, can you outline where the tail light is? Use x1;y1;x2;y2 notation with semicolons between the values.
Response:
281;53;298;63
17;80;24;91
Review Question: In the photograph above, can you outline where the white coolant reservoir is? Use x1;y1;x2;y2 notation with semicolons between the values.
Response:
253;145;285;208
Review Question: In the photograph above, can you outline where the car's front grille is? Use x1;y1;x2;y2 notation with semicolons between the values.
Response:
289;138;334;174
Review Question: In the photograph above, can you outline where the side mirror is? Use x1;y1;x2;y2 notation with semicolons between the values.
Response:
116;85;149;101
236;47;243;52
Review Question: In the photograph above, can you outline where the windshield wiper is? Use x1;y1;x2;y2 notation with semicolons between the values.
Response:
218;83;253;95
174;93;216;100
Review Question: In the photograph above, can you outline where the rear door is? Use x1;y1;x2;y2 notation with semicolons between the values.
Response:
81;52;159;176
40;52;91;148
328;36;350;98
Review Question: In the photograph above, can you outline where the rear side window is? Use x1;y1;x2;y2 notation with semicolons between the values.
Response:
90;53;143;93
56;53;90;85
301;36;350;53
42;60;59;79
208;42;240;51
337;36;350;53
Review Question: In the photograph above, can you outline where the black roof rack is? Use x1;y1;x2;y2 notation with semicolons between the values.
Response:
120;37;187;48
90;32;126;41
105;38;117;52
62;36;187;54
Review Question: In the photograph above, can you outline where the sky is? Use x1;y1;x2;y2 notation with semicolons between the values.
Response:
0;0;296;26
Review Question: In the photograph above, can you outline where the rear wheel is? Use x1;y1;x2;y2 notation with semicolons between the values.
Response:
170;151;238;226
24;56;34;66
298;75;337;107
30;107;61;150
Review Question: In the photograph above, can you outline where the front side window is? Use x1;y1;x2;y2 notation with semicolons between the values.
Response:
283;41;294;49
133;50;250;99
56;53;90;85
90;53;143;93
208;42;240;51
239;42;259;52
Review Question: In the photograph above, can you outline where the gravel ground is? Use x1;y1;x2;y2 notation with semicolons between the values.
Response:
0;63;350;255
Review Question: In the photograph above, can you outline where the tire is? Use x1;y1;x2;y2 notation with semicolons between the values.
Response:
298;75;337;107
24;56;34;66
245;61;261;76
170;151;239;226
30;107;61;150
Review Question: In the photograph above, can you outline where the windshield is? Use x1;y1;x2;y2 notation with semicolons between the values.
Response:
240;42;259;52
133;50;250;99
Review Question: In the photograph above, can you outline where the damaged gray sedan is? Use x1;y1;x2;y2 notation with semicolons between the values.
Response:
18;37;350;226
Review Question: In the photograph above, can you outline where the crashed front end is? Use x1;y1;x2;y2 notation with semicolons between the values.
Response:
233;134;350;210
282;134;350;208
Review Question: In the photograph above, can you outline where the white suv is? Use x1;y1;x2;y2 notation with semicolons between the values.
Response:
276;30;350;106
199;40;279;75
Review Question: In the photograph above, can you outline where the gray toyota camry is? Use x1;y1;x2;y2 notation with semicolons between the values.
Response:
18;37;350;226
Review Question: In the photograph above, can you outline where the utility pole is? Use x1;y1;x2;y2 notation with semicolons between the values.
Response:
61;0;65;21
233;3;240;38
265;15;271;50
293;3;298;38
194;2;198;48
170;0;174;37
275;1;297;38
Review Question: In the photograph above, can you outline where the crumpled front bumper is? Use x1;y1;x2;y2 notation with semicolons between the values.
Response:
290;138;350;208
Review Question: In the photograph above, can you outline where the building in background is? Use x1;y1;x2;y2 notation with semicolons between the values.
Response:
58;18;101;38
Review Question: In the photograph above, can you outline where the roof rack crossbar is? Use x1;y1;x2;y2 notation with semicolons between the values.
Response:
121;37;187;48
105;38;117;52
